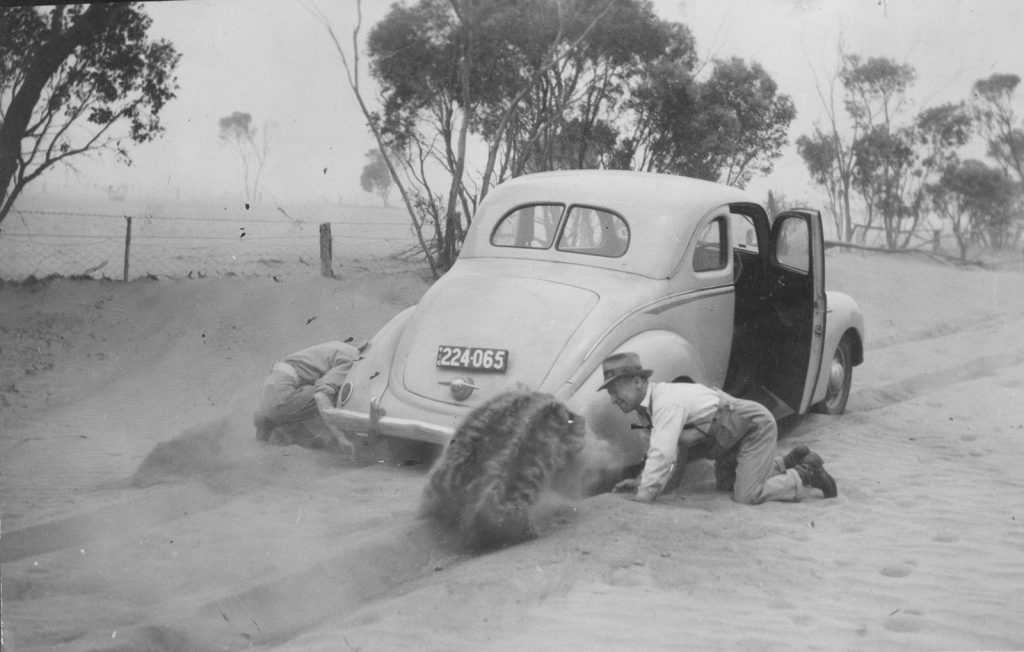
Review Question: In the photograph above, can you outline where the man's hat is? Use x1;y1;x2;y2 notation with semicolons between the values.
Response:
598;352;653;391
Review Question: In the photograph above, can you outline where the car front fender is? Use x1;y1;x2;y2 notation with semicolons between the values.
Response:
807;290;865;406
824;290;865;366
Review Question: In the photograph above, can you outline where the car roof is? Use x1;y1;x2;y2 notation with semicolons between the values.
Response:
459;170;759;278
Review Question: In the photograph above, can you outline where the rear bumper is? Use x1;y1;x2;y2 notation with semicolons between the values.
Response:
316;393;455;446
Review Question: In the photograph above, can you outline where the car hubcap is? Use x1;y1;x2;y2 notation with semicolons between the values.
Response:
827;352;846;402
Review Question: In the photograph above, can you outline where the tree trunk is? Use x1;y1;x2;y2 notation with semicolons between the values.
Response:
0;5;126;224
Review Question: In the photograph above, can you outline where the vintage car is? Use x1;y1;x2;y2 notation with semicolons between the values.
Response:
317;170;864;486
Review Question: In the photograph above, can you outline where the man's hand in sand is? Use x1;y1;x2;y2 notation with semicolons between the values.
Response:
628;494;654;503
613;477;638;493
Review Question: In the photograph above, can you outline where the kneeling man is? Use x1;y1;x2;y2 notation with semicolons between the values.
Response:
599;352;837;504
254;340;364;449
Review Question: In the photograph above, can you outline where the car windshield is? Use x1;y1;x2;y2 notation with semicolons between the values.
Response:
491;203;629;257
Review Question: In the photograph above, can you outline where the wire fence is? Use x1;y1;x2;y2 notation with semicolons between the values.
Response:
0;204;427;281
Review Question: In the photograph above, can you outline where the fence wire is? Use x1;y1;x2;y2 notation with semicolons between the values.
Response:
0;207;425;281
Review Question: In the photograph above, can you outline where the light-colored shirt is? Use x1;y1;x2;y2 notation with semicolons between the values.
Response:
637;381;721;501
282;341;362;394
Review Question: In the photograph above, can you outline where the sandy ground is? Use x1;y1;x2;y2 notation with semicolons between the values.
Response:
2;250;1023;651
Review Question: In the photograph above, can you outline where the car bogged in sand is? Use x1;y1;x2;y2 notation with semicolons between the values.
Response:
317;170;865;488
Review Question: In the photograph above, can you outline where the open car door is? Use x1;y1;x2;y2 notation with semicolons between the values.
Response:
761;209;826;413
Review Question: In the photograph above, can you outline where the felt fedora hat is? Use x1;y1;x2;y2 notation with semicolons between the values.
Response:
598;352;653;391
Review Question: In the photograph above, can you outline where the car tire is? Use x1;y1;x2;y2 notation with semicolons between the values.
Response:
813;334;853;415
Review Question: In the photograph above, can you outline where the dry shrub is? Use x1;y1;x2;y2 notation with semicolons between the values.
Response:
420;391;585;549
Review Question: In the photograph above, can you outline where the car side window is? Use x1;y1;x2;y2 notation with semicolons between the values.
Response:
556;206;629;257
491;203;564;249
774;216;809;272
693;216;727;272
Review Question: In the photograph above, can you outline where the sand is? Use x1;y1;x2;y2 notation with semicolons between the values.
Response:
2;250;1023;651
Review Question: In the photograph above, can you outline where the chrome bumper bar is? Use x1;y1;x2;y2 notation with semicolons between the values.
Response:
316;393;455;446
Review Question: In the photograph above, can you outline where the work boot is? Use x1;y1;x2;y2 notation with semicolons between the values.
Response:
783;443;811;469
796;452;837;498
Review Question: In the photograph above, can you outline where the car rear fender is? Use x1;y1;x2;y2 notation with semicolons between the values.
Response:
559;330;710;467
318;306;415;439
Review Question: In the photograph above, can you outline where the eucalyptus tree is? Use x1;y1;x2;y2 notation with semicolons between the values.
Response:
841;56;917;246
613;48;795;189
972;73;1024;250
0;3;179;223
217;111;270;204
972;73;1024;183
360;148;392;206
927;159;1018;259
797;128;851;240
800;54;932;247
318;0;794;275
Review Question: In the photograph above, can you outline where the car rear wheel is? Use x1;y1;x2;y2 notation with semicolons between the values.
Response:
813;335;853;415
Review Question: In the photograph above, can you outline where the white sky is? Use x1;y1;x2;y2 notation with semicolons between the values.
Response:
31;0;1024;210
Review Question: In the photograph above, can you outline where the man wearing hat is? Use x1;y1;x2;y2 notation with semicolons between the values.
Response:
254;339;366;449
598;351;837;504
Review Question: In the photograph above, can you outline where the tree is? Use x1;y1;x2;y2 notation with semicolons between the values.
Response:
694;58;796;187
851;124;915;248
360;148;392;206
312;0;447;278
842;56;917;247
902;102;973;245
972;73;1024;248
617;55;795;187
362;0;631;273
972;73;1024;183
798;44;861;243
797;128;850;240
316;0;793;275
0;4;180;224
927;159;1017;260
478;0;672;178
800;53;937;247
217;111;271;204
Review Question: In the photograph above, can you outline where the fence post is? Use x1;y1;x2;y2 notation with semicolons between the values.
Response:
123;216;132;282
319;222;334;278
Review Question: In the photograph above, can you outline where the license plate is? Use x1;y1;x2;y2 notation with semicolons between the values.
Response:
436;345;509;372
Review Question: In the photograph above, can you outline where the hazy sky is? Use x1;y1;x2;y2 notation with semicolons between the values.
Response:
33;0;1024;210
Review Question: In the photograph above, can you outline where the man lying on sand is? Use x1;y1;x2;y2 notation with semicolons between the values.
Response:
599;352;838;504
254;340;365;450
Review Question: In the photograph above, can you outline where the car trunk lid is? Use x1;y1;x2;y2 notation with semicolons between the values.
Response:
397;274;599;406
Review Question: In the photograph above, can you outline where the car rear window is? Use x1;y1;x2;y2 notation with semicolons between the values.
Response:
556;206;629;258
491;203;564;249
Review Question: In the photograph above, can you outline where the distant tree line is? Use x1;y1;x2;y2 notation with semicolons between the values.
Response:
323;0;795;277
798;55;1023;260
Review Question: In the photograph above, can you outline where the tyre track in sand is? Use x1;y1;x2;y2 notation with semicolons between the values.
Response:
1;457;464;651
848;313;1024;413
